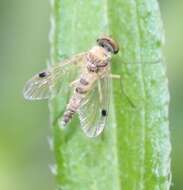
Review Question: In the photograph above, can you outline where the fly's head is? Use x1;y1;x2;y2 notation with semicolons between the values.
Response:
89;36;119;66
97;36;119;58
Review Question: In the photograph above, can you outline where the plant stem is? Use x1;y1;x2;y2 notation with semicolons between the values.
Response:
49;0;171;189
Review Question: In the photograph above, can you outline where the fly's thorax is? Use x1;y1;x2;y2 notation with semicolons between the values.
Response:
86;46;111;72
89;46;112;62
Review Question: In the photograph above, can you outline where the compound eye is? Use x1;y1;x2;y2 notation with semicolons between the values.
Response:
101;43;105;48
107;46;111;52
106;44;113;53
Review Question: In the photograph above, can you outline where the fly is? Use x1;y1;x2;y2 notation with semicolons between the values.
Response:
23;36;119;137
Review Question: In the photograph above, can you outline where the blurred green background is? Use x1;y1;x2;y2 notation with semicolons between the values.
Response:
0;0;182;190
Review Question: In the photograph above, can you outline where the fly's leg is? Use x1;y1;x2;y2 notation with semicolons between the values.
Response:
69;79;80;87
110;74;121;80
110;74;135;108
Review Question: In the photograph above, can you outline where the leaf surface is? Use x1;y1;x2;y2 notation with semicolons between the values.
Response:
49;0;171;189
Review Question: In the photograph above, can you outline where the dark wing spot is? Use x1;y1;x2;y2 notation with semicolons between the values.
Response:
38;72;47;78
101;109;107;117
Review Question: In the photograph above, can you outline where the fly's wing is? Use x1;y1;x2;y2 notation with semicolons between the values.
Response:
78;72;111;138
23;53;85;100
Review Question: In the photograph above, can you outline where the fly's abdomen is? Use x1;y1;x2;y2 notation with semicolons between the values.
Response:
62;94;83;126
62;76;91;126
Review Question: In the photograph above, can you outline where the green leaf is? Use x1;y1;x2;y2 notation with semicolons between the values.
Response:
49;0;171;190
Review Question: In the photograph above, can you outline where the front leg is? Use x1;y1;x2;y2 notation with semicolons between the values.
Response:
110;74;121;80
69;79;80;87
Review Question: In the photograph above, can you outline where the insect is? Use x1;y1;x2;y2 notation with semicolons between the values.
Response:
23;36;119;137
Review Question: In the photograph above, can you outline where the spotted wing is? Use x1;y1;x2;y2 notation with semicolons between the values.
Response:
78;74;111;138
23;53;85;100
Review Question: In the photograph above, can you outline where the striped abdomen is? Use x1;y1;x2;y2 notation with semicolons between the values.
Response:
62;77;90;126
